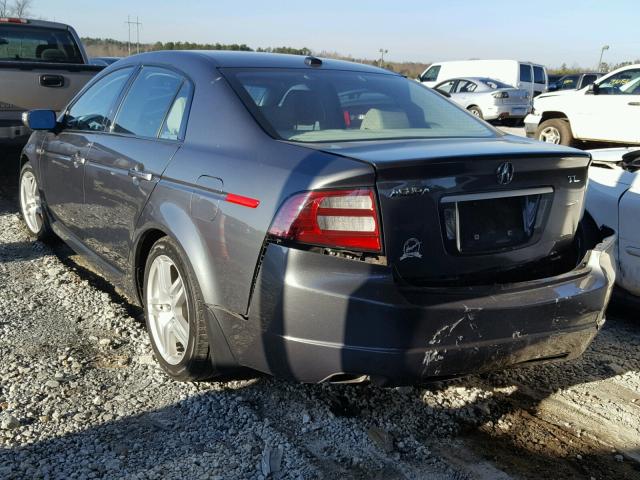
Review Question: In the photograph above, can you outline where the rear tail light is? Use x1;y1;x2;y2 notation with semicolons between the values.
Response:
0;18;28;23
268;188;382;252
492;91;510;99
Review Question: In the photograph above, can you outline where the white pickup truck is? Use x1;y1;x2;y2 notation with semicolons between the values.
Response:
0;18;103;143
524;64;640;146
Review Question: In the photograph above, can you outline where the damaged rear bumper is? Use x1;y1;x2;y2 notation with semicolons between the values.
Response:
215;231;616;384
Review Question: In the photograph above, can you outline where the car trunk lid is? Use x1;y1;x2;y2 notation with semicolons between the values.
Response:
299;136;591;284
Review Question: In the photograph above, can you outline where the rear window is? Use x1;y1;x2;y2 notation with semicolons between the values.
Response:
478;78;511;89
533;66;546;84
0;24;83;63
224;69;494;143
519;64;532;83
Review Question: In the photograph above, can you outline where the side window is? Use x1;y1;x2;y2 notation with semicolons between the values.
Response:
581;75;598;88
65;67;134;132
533;66;545;84
436;80;456;93
598;69;640;95
160;81;193;140
560;75;578;90
456;80;477;93
422;65;441;82
113;66;183;137
519;64;532;83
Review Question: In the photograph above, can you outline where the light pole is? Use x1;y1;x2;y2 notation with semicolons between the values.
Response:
598;45;609;71
378;48;388;67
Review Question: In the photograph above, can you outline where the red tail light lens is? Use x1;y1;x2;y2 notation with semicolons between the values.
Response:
268;188;382;252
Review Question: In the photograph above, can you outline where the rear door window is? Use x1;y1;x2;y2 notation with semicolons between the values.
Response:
65;67;134;132
533;66;545;84
519;64;532;83
455;80;477;93
112;66;184;138
0;24;83;63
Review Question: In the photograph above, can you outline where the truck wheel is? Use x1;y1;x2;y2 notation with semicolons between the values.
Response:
536;118;575;146
143;236;215;381
467;106;483;118
19;162;55;242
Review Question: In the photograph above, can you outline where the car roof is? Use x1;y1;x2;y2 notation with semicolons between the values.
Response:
2;18;74;30
118;50;395;74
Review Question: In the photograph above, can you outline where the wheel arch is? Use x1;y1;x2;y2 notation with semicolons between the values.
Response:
132;199;228;311
540;111;569;123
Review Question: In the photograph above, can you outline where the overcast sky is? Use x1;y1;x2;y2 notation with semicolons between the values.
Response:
33;0;638;68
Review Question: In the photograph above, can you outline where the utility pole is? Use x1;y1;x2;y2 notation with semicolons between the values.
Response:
378;48;388;67
125;16;143;55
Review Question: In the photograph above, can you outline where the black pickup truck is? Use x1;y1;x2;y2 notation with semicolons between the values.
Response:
0;17;104;143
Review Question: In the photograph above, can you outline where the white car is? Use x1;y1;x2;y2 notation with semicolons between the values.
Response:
525;64;640;146
586;147;640;297
433;77;530;122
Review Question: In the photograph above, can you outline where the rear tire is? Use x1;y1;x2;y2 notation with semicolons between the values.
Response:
467;106;483;118
19;162;55;242
536;118;575;146
143;236;215;381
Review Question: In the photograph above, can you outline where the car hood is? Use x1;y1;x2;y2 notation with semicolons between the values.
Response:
294;134;589;170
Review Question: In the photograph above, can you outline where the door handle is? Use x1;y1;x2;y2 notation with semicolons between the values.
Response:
39;74;65;88
128;168;153;181
72;152;86;167
628;102;640;106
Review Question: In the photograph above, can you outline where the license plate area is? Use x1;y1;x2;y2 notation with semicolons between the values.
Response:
441;188;553;255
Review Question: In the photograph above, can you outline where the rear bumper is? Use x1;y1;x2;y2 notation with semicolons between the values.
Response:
216;232;615;384
0;120;29;142
484;104;531;120
524;114;542;138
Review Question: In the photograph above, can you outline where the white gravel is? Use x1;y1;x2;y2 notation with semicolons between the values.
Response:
1;149;639;480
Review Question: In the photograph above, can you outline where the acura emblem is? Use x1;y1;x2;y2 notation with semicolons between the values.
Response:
496;162;514;185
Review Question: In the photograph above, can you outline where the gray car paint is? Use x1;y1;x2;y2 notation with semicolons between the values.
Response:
21;50;615;383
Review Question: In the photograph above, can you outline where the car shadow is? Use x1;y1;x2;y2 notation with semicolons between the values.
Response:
2;148;638;479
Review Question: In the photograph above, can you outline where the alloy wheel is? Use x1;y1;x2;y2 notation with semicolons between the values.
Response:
146;255;190;365
20;170;43;234
539;126;561;144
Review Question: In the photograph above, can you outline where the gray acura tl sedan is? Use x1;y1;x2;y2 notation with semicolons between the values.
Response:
18;51;615;385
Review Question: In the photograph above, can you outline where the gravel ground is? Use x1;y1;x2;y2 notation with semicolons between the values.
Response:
1;147;639;480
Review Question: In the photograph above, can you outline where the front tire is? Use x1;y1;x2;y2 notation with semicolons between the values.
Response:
536;118;575;146
19;162;55;242
143;236;215;381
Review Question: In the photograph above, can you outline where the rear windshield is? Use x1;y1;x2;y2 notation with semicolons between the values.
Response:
478;78;511;89
224;68;495;143
0;25;83;63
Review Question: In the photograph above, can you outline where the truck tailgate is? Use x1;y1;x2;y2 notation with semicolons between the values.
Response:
0;62;103;111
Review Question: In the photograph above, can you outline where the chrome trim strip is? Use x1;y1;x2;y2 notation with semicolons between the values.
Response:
441;187;553;204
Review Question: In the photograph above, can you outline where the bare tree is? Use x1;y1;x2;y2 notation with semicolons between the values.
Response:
12;0;32;17
0;0;10;17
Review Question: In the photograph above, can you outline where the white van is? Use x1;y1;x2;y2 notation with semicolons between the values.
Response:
419;60;548;97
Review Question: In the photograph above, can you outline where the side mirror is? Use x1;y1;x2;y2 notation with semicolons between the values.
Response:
22;110;57;130
587;83;600;95
548;82;558;91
